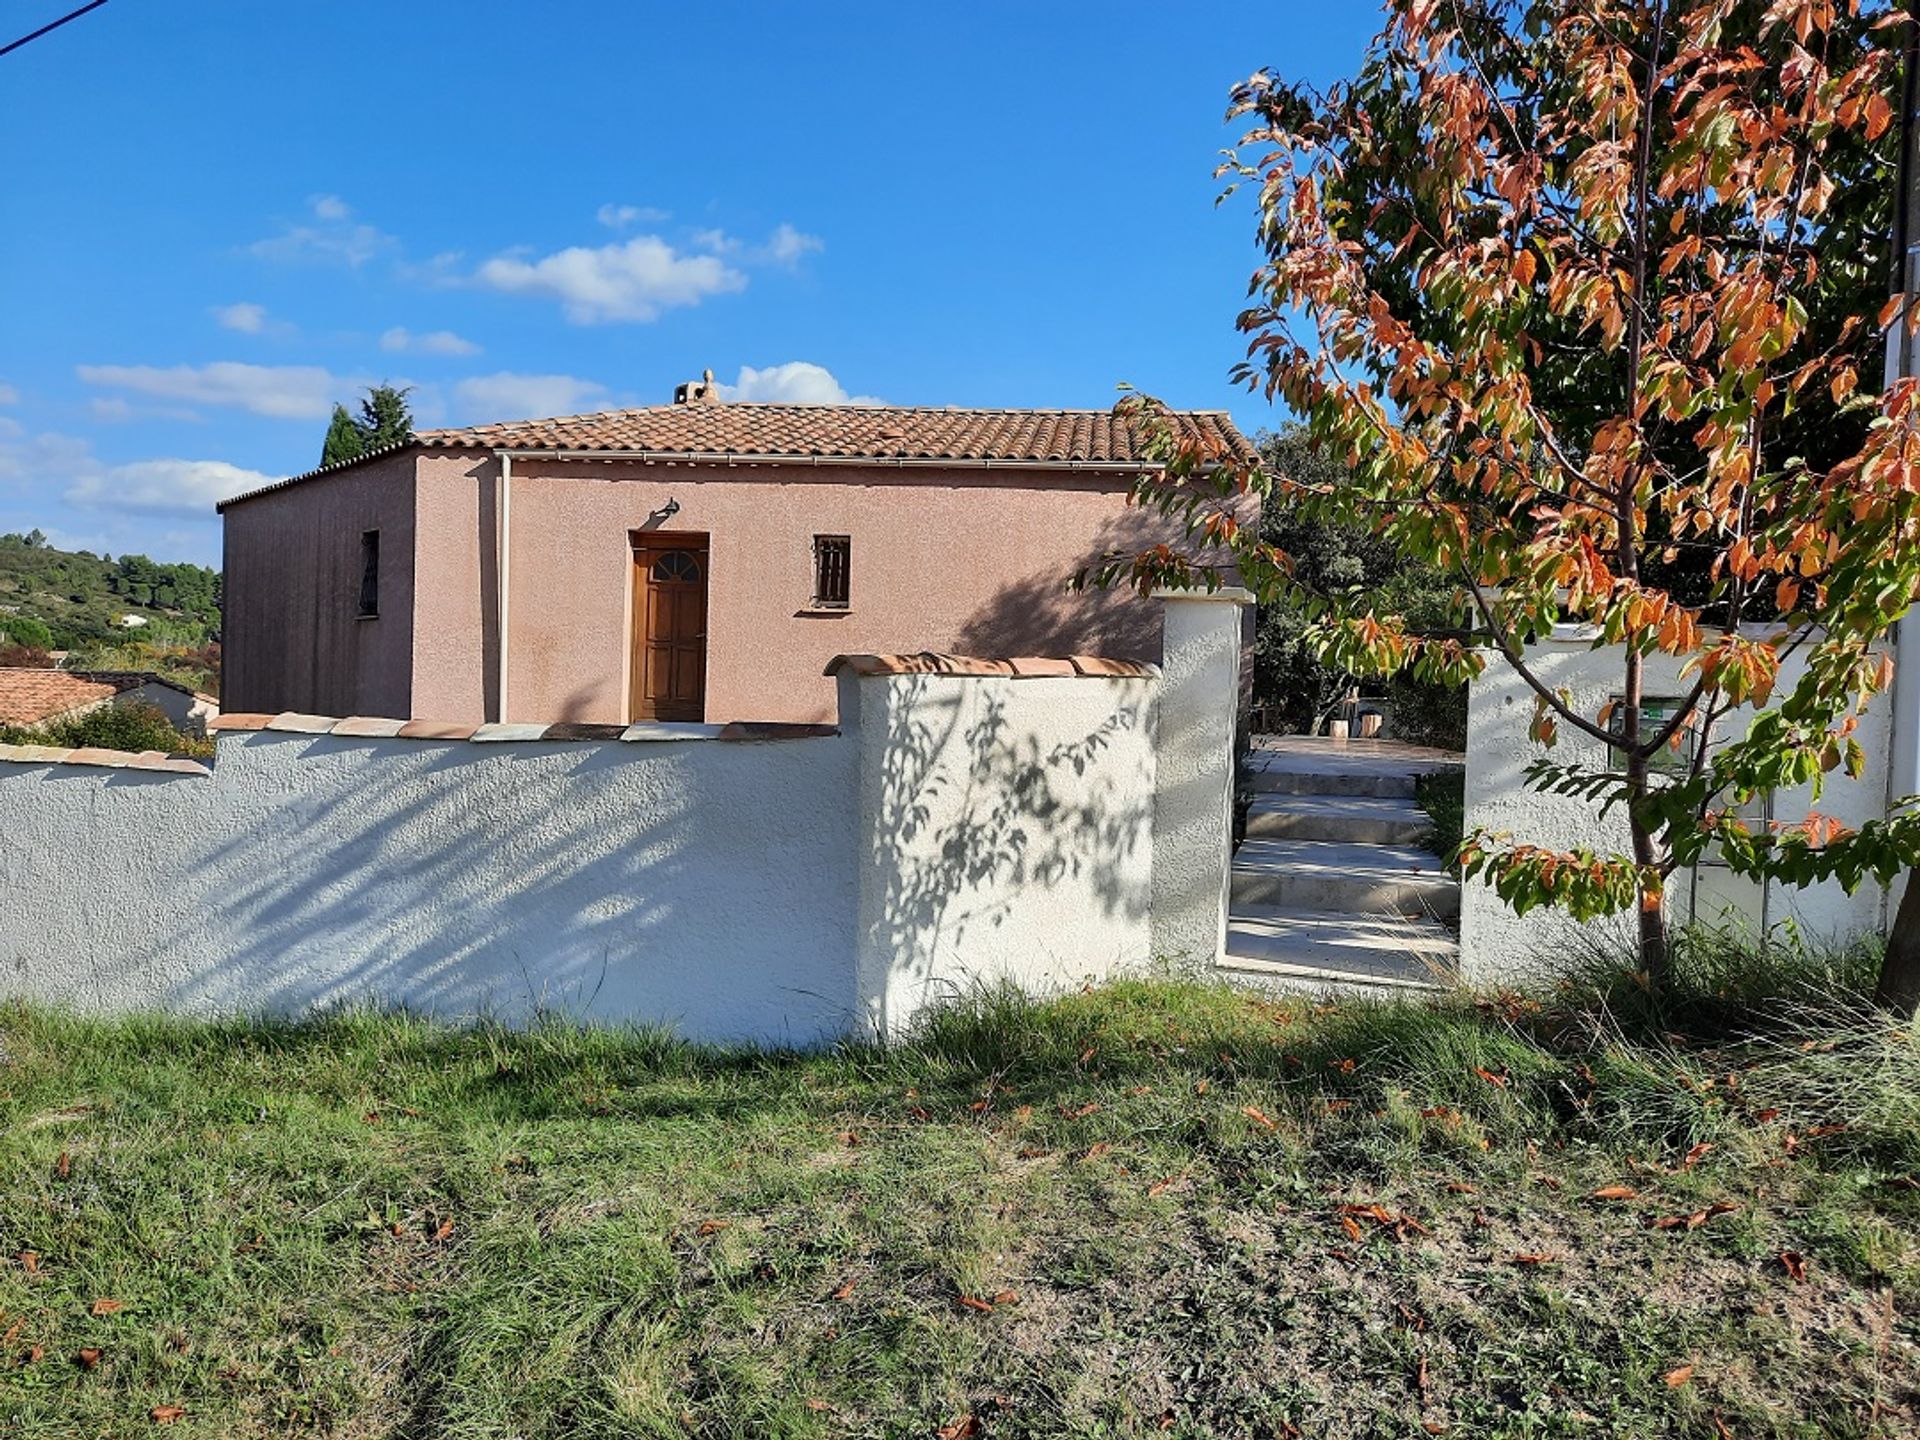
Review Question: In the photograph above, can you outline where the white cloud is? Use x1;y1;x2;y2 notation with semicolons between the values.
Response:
67;458;276;516
381;326;481;357
690;227;742;255
766;222;824;265
0;426;273;520
715;362;880;406
249;195;395;267
453;372;611;421
471;236;746;324
77;361;360;421
0;382;17;406
597;203;670;229
212;302;269;334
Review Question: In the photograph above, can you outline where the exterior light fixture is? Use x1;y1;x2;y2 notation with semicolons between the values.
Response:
655;497;681;520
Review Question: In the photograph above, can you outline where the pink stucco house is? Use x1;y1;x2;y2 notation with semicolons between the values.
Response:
217;388;1254;725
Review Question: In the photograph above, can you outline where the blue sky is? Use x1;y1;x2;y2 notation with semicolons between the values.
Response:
0;0;1383;566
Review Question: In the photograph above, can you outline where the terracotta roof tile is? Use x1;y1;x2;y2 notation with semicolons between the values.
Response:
410;403;1252;467
0;667;139;725
220;403;1255;507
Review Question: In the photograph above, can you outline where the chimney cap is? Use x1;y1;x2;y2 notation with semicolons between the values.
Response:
673;368;720;405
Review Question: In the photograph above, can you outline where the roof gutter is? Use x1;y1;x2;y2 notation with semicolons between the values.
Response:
484;447;1165;473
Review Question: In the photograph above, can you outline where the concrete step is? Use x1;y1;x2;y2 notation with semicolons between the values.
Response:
1231;838;1461;920
1248;768;1420;799
1245;793;1432;846
1223;908;1456;992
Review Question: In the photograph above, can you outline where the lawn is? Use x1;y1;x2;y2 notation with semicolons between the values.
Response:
1;942;1915;1438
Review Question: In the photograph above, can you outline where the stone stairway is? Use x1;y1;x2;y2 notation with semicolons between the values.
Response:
1223;738;1464;994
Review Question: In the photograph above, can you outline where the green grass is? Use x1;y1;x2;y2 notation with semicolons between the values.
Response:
1416;768;1465;858
1;940;1915;1438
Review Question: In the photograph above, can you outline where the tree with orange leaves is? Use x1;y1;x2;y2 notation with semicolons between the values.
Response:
1100;0;1920;998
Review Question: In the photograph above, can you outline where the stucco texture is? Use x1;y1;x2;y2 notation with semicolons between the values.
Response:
221;450;417;718
1461;634;1894;980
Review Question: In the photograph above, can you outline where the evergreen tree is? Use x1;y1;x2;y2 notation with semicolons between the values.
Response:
357;384;414;451
321;403;365;468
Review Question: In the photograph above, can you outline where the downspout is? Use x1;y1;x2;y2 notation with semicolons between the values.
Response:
1884;19;1920;929
496;451;512;724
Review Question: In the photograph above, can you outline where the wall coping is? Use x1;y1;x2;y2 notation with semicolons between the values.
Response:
207;713;840;744
1152;585;1256;606
0;743;210;776
824;652;1160;679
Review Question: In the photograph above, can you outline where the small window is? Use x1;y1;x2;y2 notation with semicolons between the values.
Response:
358;530;380;618
1607;694;1695;774
650;549;703;583
813;534;851;609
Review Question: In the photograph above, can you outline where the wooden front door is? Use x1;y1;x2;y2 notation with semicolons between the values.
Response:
630;537;709;722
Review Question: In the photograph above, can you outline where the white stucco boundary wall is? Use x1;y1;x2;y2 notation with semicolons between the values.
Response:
1461;629;1895;981
0;600;1246;1045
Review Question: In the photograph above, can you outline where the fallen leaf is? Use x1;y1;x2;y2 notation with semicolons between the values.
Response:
834;1130;859;1147
1511;1252;1558;1266
1194;1079;1208;1096
937;1416;979;1440
1682;1142;1714;1169
906;1105;932;1122
1078;1047;1096;1066
1778;1250;1807;1282
1665;1363;1695;1388
1061;1101;1100;1119
1329;1057;1356;1075
1242;1104;1277;1131
1532;1174;1563;1191
1590;1185;1638;1201
1419;1105;1455;1120
150;1405;187;1424
831;1279;856;1301
362;1111;380;1125
54;1152;70;1180
1422;1424;1450;1435
88;1299;123;1317
1444;1181;1477;1195
1473;1066;1509;1088
991;1289;1018;1305
1080;1142;1111;1162
804;1398;831;1413
21;1345;43;1366
15;1252;37;1274
696;1220;730;1237
1753;1108;1780;1123
1340;1214;1365;1243
957;1295;995;1314
75;1347;101;1370
1147;1177;1176;1198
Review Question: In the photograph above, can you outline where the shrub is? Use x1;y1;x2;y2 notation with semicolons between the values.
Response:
3;701;213;758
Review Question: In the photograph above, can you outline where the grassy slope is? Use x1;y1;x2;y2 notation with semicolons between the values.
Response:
0;951;1914;1439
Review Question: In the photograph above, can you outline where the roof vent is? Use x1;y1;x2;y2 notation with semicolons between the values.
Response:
673;367;719;405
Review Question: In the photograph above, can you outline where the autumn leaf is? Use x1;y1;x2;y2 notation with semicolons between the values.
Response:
15;1251;37;1274
804;1398;831;1412
75;1347;101;1370
956;1295;995;1314
1665;1363;1695;1388
696;1220;730;1237
1147;1176;1176;1198
1473;1066;1509;1089
54;1152;70;1180
1061;1101;1100;1119
1445;1181;1477;1195
1511;1252;1558;1265
991;1289;1018;1305
150;1404;187;1424
1590;1185;1638;1201
1778;1250;1807;1281
432;1218;454;1243
1683;1142;1714;1169
1340;1214;1365;1242
937;1416;980;1440
1242;1104;1277;1130
1080;1142;1112;1162
831;1279;856;1301
88;1299;124;1317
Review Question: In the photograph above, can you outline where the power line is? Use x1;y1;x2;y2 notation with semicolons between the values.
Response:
0;0;110;60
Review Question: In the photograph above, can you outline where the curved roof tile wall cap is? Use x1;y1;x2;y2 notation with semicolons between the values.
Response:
823;652;1161;679
206;713;839;743
0;742;210;776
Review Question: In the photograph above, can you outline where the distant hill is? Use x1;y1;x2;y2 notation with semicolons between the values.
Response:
0;530;219;650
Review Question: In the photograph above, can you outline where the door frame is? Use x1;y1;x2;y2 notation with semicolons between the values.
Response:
627;531;711;723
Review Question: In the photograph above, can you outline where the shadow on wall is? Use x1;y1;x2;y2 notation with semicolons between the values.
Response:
952;515;1171;661
862;674;1157;1029
126;732;859;1044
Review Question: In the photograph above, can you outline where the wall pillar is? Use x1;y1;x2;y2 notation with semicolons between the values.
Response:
1150;587;1253;966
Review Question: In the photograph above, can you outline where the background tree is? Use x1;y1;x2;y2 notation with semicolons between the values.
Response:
1253;426;1467;745
319;384;414;467
1102;0;1920;998
320;403;364;468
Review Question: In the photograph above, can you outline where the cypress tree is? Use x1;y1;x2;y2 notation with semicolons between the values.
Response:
320;403;365;468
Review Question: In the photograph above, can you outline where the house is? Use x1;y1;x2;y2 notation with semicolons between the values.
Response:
217;386;1255;725
0;667;219;735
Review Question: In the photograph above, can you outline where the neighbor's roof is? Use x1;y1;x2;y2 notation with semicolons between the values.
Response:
0;668;137;726
218;403;1255;510
0;668;212;726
